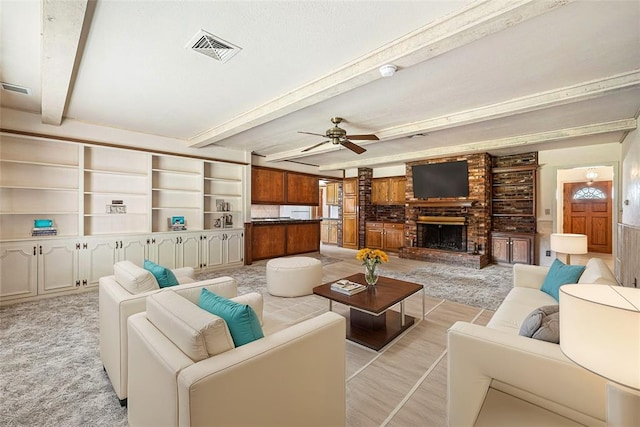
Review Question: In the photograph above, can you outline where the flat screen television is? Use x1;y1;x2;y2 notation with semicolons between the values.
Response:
412;161;469;198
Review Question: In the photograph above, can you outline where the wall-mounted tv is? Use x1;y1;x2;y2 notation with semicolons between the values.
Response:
412;161;469;198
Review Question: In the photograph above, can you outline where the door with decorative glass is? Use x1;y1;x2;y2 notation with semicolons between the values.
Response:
563;181;612;253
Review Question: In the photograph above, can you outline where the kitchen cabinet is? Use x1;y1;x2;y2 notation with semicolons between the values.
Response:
321;220;338;245
372;177;406;205
251;167;319;205
342;177;358;249
252;224;287;260
287;223;320;254
252;221;321;260
286;172;319;205
326;182;339;205
150;232;202;270
365;222;404;252
251;167;285;204
491;232;534;265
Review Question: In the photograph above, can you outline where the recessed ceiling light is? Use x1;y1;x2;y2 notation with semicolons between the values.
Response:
1;82;31;95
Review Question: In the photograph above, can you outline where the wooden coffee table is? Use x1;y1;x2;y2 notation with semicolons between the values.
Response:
313;273;424;351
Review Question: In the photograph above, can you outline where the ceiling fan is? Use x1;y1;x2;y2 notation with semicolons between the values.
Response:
298;117;379;155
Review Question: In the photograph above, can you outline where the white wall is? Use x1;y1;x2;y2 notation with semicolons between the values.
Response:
621;128;640;227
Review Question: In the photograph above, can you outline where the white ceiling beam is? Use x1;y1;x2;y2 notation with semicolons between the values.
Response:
41;0;89;125
318;119;637;171
266;71;640;162
189;0;573;148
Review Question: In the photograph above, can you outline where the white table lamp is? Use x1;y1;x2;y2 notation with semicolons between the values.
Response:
550;233;588;264
560;284;640;426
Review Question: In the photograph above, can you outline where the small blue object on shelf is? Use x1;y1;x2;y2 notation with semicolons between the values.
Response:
34;219;53;228
171;216;185;225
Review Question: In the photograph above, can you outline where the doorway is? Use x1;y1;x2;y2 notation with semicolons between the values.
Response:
556;165;615;256
563;181;612;253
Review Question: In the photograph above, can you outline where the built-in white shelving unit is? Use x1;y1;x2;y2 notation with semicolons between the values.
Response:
0;132;247;304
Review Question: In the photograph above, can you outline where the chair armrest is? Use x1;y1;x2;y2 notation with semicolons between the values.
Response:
513;264;550;290
170;276;238;303
447;321;606;427
178;312;346;427
171;266;194;279
230;292;264;325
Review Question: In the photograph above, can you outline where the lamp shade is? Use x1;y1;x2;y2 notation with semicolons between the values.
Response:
559;284;640;390
550;233;588;255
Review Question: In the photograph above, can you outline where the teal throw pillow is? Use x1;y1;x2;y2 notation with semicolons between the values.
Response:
540;259;585;301
143;259;179;288
198;288;264;347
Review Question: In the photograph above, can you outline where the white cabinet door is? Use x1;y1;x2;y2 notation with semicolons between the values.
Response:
225;230;244;265
38;240;79;294
83;239;118;287
179;233;202;269
202;232;224;269
152;234;179;269
0;242;38;301
118;236;149;266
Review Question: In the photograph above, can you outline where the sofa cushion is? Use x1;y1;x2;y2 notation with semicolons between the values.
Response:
146;291;235;362
578;258;618;285
114;260;159;294
143;259;179;288
519;305;560;343
487;287;558;333
541;259;585;301
198;288;264;347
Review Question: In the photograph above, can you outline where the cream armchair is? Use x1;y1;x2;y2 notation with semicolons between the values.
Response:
99;260;238;405
127;289;346;427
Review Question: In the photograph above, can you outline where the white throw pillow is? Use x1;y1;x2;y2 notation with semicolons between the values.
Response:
114;260;159;294
146;290;235;362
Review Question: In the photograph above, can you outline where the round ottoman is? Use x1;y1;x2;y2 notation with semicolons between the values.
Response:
266;256;322;297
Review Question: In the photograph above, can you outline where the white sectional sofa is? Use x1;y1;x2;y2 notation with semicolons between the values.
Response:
447;258;618;426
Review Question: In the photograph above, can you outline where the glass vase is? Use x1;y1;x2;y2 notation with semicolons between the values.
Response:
364;262;379;286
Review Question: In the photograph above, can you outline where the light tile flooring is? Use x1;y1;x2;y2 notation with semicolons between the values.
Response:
259;246;614;426
259;244;494;426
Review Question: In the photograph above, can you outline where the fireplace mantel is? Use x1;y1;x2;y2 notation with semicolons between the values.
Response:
407;200;478;207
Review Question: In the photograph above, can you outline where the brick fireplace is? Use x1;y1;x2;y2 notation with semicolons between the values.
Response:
400;153;492;269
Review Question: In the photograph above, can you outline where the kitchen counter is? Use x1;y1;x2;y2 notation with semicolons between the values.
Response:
252;218;322;224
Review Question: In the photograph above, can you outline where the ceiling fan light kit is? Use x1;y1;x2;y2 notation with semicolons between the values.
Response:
379;64;397;77
298;117;379;155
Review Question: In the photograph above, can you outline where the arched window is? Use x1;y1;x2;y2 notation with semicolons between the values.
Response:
573;187;606;200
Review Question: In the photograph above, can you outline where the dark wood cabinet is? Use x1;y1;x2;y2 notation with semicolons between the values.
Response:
372;177;406;205
252;221;321;261
252;224;287;260
287;223;320;254
491;232;534;265
342;178;358;249
365;222;403;252
286;172;319;205
251;167;285;204
251;167;319;205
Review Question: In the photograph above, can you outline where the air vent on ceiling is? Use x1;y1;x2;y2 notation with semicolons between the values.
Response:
186;29;241;63
1;82;31;95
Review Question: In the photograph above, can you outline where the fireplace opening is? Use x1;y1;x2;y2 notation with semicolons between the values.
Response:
417;217;467;252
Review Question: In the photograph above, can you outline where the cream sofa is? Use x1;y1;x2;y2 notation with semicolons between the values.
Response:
127;288;346;427
447;258;618;426
99;260;238;405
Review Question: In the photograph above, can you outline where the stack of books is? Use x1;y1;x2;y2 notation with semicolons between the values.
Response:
32;227;57;237
330;279;366;296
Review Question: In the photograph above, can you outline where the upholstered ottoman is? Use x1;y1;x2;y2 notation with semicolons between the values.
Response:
266;256;323;297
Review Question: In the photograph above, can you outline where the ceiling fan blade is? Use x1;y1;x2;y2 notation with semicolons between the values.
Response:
298;131;327;137
345;134;379;141
302;140;330;152
340;139;366;155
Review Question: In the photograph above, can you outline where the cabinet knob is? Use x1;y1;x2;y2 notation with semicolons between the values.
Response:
83;243;88;249
82;279;87;286
33;246;37;256
76;243;81;250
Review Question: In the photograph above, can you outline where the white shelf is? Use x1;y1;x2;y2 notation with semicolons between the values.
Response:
84;213;147;217
152;188;201;194
152;207;200;210
0;159;78;169
204;193;243;197
2;211;78;215
1;185;78;191
85;168;147;177
84;190;147;196
204;176;242;183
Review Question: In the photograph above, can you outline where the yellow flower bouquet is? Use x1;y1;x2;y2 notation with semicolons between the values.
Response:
356;248;388;286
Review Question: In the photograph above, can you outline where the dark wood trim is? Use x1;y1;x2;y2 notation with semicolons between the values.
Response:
1;128;249;165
